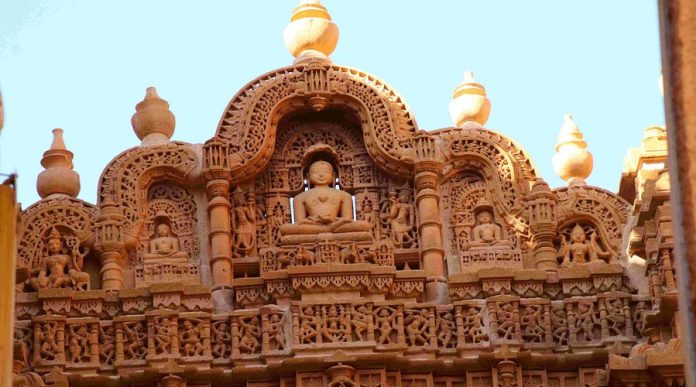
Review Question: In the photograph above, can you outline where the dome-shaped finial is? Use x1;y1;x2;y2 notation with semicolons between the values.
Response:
36;128;81;198
552;114;594;186
131;86;176;146
448;71;491;127
283;0;339;64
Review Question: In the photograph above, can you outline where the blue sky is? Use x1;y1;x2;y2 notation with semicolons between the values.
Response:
0;1;664;206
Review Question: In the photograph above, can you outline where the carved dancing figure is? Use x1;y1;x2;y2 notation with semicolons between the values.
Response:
212;321;231;358
321;305;348;343
388;189;415;248
280;160;370;236
464;307;488;343
67;324;90;363
144;222;188;261
99;325;115;365
551;309;569;345
267;314;286;351
496;303;516;340
123;321;146;360
238;316;261;354
300;307;320;344
405;308;430;346
38;322;58;361
376;307;395;345
606;299;627;336
182;319;205;357
154;317;173;354
351;305;370;342
14;325;32;369
437;312;456;348
576;303;599;341
521;306;545;343
231;188;256;258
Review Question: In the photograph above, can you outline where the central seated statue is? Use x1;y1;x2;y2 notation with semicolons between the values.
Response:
280;160;371;244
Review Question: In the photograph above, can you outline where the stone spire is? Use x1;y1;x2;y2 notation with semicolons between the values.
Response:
283;0;339;64
449;71;491;127
131;87;176;146
552;114;593;186
36;128;80;198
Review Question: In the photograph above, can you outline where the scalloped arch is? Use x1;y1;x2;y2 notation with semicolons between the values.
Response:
97;142;200;238
437;126;539;231
555;185;631;254
212;63;419;181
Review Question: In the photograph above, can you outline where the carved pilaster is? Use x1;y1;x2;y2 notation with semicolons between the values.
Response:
94;197;125;290
412;132;446;303
528;178;559;271
206;178;234;311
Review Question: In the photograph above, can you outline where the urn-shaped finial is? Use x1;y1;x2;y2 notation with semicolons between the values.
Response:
552;114;593;186
283;0;339;64
449;71;491;127
36;128;81;198
131;87;175;145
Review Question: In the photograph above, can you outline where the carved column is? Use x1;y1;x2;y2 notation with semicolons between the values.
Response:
528;178;558;271
94;196;125;290
412;132;447;303
207;178;234;311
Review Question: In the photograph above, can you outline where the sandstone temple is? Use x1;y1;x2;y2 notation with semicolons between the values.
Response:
10;1;686;386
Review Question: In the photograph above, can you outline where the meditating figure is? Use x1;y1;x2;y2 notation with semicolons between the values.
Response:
143;222;188;261
280;160;370;239
469;209;510;250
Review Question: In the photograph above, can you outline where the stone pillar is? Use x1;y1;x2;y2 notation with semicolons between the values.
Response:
207;178;234;311
659;0;696;384
95;196;125;290
0;182;16;387
528;178;559;271
412;132;447;303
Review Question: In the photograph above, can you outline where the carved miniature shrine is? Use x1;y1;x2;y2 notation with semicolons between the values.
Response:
11;2;686;386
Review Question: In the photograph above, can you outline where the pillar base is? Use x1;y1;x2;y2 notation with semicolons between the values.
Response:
212;287;234;312
425;276;449;304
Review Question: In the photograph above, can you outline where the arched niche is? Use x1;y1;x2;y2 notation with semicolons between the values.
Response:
210;63;419;184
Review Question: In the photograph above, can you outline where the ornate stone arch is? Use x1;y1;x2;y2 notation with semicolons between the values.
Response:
97;142;200;242
555;186;631;256
18;197;96;271
212;62;419;182
437;126;539;234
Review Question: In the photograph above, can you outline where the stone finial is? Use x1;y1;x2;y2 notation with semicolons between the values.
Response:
552;114;593;186
283;0;339;64
36;128;80;198
449;71;491;127
131;87;175;145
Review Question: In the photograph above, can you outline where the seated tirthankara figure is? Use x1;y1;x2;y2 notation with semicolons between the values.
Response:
469;198;511;250
280;160;371;243
142;222;189;261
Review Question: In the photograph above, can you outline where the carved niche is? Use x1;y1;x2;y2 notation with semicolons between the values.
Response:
255;112;420;273
442;172;522;271
17;196;97;291
134;182;200;286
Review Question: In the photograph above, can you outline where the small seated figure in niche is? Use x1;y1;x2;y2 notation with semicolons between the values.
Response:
280;160;371;241
27;228;89;291
389;189;416;248
469;199;511;250
143;222;188;261
557;224;611;267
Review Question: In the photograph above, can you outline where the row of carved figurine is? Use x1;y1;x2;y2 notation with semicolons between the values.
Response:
15;297;648;370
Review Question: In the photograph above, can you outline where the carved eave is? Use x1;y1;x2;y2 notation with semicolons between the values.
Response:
210;62;419;184
96;141;202;243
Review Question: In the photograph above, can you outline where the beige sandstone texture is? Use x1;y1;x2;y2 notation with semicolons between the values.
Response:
8;1;688;386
